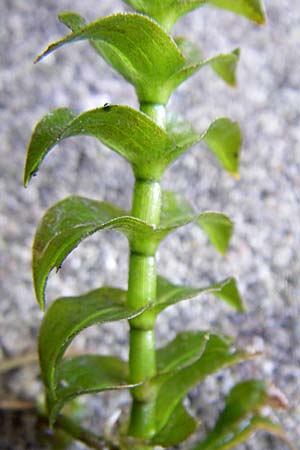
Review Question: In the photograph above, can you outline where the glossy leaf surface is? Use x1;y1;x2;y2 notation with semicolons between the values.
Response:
38;287;144;395
33;194;233;308
24;106;175;184
36;13;185;103
151;402;198;446
154;335;256;431
123;0;265;30
192;380;292;450
156;275;246;314
48;355;132;424
156;331;209;373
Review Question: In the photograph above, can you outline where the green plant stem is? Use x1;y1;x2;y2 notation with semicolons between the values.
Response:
127;103;166;440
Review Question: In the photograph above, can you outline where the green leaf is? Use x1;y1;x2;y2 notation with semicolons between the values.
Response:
155;276;246;314
24;108;76;186
208;0;266;25
33;194;233;308
197;212;233;255
35;13;185;104
151;402;198;446
48;355;132;424
156;331;210;373
154;335;257;432
123;0;265;30
167;38;240;92
160;190;196;228
38;286;145;396
58;12;86;32
166;113;201;150
204;118;242;177
160;192;234;254
24;108;241;187
24;105;176;184
210;48;240;86
167;115;242;177
192;380;292;450
58;12;239;105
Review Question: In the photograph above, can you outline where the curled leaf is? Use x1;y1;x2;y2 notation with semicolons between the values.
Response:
35;13;184;103
24;105;174;184
58;11;240;104
167;114;242;177
33;194;233;308
192;380;293;450
154;335;257;432
151;402;198;446
168;38;240;94
155;275;246;314
123;0;266;30
48;355;135;424
156;331;210;373
197;212;233;255
38;286;144;397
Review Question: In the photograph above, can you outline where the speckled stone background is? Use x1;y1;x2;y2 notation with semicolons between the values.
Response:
1;0;299;449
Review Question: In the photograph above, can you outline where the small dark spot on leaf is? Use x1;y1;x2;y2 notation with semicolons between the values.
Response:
103;103;111;112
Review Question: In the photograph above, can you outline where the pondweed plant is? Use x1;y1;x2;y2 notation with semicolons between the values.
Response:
23;1;293;449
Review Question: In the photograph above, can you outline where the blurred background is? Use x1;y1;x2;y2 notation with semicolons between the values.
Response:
0;0;299;449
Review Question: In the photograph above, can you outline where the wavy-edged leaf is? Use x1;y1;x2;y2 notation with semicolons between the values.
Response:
48;355;133;424
197;212;233;255
38;286;146;397
123;0;265;30
155;276;246;314
151;402;198;446
167;114;242;177
33;194;233;308
24;105;175;185
192;380;292;450
157;331;210;373
35;13;185;103
154;335;257;432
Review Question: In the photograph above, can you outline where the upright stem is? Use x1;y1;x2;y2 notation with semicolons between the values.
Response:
127;104;166;440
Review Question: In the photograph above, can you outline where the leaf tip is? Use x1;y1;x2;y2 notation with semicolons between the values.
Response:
257;15;267;25
267;384;290;410
33;54;42;64
230;171;240;180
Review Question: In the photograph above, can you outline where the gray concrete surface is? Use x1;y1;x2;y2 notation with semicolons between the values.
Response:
0;0;299;449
